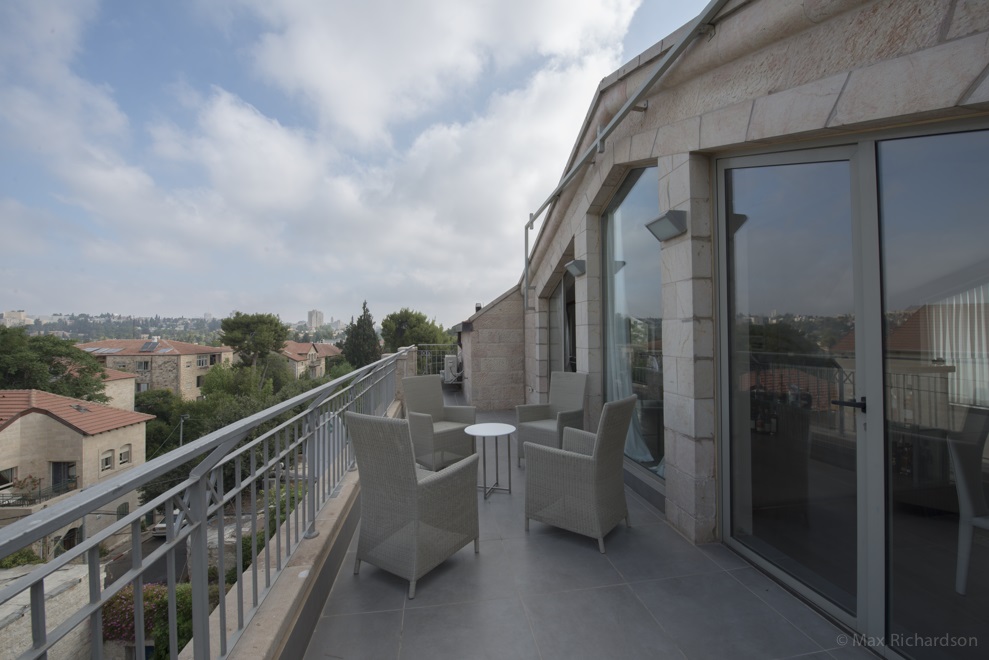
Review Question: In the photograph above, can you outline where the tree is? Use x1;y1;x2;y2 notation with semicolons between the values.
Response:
219;312;290;391
341;301;381;368
381;308;448;352
0;327;108;402
220;312;290;367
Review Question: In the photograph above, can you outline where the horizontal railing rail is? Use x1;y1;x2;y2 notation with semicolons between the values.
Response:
0;347;413;660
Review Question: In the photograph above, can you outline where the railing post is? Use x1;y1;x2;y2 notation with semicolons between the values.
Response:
189;473;211;658
304;409;319;540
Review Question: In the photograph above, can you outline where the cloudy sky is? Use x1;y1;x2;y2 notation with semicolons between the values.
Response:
1;0;706;329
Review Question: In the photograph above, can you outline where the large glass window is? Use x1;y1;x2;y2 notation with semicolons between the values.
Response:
725;154;858;614
880;130;989;658
603;167;665;476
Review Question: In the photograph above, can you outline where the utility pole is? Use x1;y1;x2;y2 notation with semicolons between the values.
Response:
179;414;190;446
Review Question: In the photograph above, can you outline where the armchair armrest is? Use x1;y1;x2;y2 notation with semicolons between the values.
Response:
418;454;480;528
408;411;435;439
525;442;595;484
562;427;596;456
517;403;551;424
556;408;584;431
443;405;476;425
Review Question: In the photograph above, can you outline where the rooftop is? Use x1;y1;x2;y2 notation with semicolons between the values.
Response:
0;389;154;435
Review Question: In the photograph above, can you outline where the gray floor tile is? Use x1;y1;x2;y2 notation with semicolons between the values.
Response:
522;584;686;660
603;520;723;582
399;597;540;660
631;571;824;659
404;540;517;608
503;532;625;595
322;551;410;616
697;542;751;570
728;566;847;651
305;610;403;659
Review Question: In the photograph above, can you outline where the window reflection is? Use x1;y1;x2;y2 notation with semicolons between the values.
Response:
727;158;858;613
603;167;664;475
880;130;989;659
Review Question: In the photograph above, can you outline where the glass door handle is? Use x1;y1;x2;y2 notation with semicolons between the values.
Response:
831;396;867;413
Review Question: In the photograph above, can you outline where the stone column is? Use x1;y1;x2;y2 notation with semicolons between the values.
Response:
659;153;718;543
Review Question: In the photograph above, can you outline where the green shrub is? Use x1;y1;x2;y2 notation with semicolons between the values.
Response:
150;583;220;660
102;583;169;643
0;547;43;569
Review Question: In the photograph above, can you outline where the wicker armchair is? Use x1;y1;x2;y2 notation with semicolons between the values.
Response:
525;395;637;553
516;371;587;467
344;412;479;599
403;374;476;470
946;408;989;594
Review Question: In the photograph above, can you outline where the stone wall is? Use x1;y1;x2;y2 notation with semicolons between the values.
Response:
519;0;989;543
462;289;525;411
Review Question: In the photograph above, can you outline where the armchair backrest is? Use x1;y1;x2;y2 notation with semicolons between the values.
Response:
593;395;638;476
547;371;588;414
403;374;444;420
947;408;989;519
345;412;419;501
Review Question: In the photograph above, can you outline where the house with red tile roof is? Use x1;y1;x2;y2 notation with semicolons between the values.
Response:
279;341;342;380
0;390;154;554
76;338;234;401
100;367;138;411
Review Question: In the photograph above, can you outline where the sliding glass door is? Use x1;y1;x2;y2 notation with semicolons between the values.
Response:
724;150;860;615
879;130;989;659
721;128;989;656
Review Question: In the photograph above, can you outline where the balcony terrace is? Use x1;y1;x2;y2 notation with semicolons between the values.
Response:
0;347;861;660
300;400;863;660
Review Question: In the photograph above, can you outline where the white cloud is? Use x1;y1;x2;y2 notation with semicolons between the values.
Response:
207;0;637;148
1;0;670;326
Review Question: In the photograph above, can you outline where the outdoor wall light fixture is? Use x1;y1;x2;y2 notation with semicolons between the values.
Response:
645;209;688;242
564;259;586;277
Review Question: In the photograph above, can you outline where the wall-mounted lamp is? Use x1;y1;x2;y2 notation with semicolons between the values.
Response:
645;209;688;242
728;213;748;235
564;259;586;277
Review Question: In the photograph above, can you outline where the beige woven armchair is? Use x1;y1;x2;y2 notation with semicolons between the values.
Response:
344;412;479;599
403;374;476;470
516;371;587;466
525;395;637;553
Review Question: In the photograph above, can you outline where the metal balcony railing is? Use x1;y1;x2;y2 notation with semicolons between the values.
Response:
416;343;460;383
0;479;78;508
0;348;413;659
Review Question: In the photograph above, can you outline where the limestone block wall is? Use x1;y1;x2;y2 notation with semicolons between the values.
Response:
462;289;525;411
518;0;989;544
5;415;83;487
102;378;136;411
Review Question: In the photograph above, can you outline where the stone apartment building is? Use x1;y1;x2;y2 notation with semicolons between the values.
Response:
280;341;342;380
457;0;989;655
0;390;153;554
76;338;233;400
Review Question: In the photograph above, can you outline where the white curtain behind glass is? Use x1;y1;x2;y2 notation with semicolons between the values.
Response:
605;209;655;466
930;281;989;407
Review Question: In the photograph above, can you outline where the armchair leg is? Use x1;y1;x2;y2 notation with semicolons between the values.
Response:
408;580;416;599
354;557;361;575
525;517;529;532
957;520;974;595
475;538;480;553
598;538;606;554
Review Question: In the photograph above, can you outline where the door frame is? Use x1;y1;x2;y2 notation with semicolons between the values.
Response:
716;117;989;648
715;143;884;635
